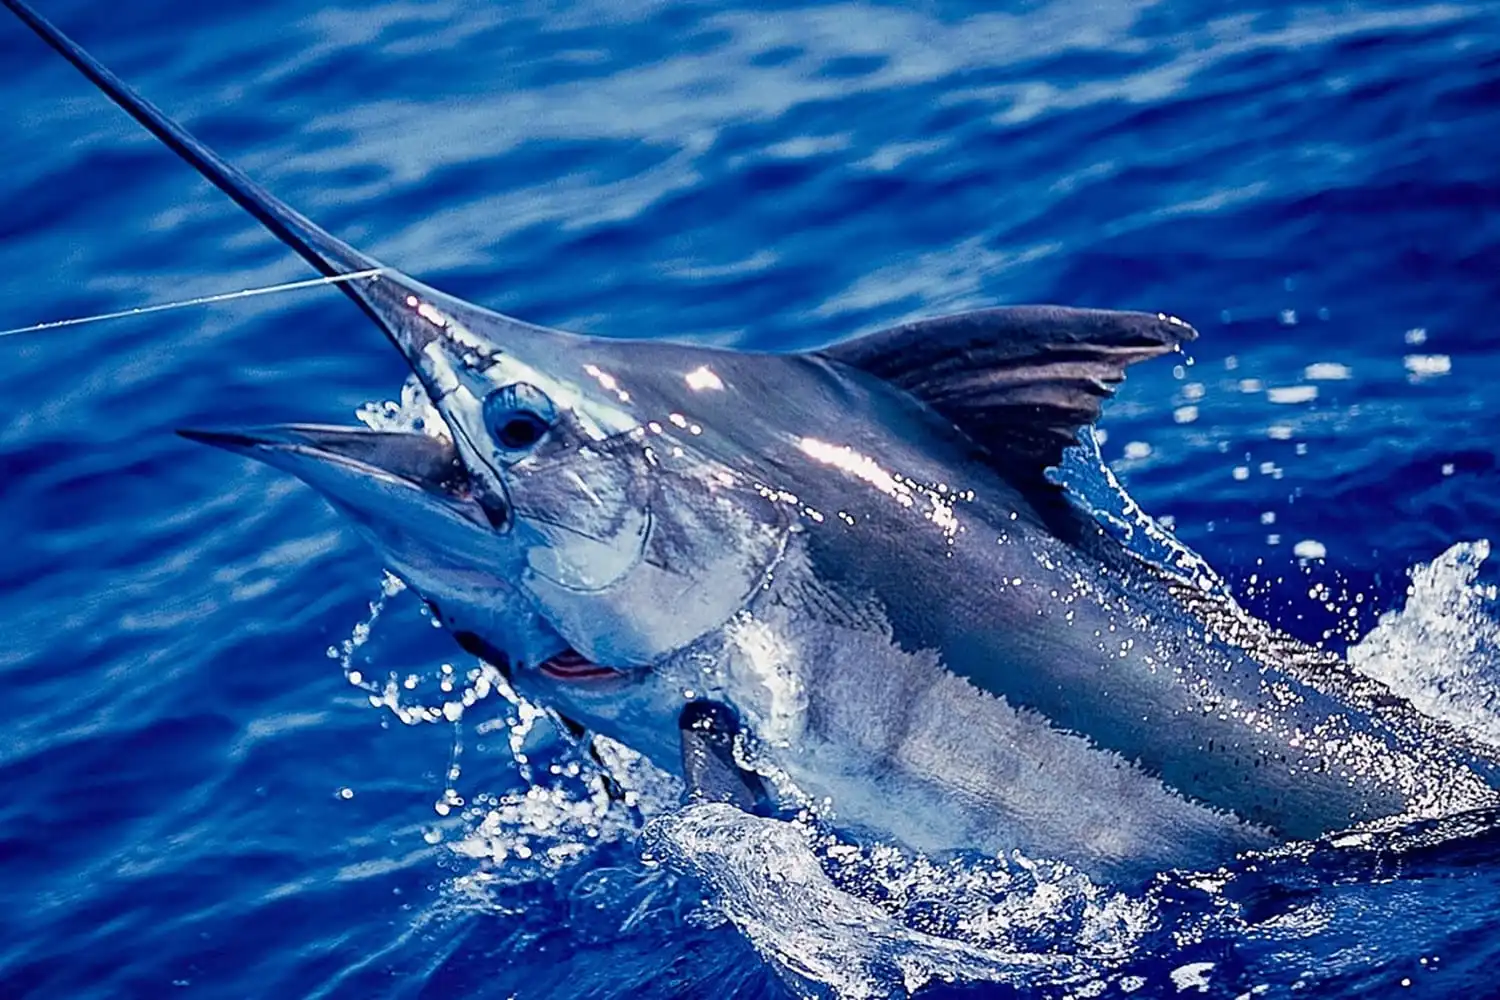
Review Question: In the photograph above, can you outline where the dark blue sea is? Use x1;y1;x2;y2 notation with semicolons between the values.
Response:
5;0;1500;996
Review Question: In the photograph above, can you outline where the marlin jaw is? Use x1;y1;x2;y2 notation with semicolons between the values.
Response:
175;424;476;516
178;422;655;692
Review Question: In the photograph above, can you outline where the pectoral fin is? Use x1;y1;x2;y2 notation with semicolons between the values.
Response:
678;700;772;814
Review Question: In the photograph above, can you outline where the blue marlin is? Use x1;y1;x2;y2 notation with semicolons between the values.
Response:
9;0;1499;884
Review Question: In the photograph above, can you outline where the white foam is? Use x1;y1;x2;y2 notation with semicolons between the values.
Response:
644;804;1101;997
1170;961;1215;992
1403;354;1452;377
354;374;450;441
1304;362;1351;381
1267;385;1317;404
1293;539;1326;560
1348;540;1500;749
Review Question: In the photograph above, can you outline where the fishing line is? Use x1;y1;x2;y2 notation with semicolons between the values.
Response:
0;267;386;339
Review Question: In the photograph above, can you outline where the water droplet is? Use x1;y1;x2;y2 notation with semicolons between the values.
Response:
1294;539;1327;560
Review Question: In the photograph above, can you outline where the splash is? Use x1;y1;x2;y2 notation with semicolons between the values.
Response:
355;373;451;442
643;804;1097;998
1057;429;1228;595
815;838;1151;962
1065;435;1500;756
329;574;677;888
1348;540;1500;749
327;570;513;731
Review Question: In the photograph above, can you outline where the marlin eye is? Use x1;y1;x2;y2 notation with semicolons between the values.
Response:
483;382;556;456
498;412;547;449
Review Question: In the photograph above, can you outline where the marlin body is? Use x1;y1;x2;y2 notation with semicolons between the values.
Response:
10;0;1499;885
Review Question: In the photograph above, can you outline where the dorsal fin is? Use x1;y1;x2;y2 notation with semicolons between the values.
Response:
822;305;1196;488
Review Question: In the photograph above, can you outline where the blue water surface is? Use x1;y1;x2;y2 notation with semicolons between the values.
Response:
4;0;1500;997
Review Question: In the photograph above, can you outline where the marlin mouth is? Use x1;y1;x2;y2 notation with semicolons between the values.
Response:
451;616;626;684
539;649;629;682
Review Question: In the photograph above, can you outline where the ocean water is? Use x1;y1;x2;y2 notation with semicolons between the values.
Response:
3;0;1500;996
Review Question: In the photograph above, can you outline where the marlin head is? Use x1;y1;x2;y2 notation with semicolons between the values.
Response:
174;278;797;677
174;288;797;752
